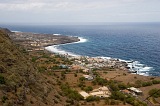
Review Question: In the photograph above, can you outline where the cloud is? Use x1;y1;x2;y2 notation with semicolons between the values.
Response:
0;0;160;23
0;0;131;11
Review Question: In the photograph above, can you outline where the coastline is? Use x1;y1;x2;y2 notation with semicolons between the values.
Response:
1;28;160;106
8;29;154;76
45;37;87;56
45;37;153;76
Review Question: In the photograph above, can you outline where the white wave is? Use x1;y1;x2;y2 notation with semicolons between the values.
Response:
101;57;153;76
138;67;153;72
45;36;88;57
78;37;88;43
97;56;112;60
53;34;61;35
137;72;149;76
125;60;154;76
12;30;21;32
92;56;153;76
45;45;79;57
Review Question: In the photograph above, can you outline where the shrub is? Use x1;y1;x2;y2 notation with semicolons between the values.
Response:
110;91;125;101
95;77;107;86
84;86;93;92
79;77;85;82
135;80;142;88
105;98;110;105
0;75;5;84
110;91;147;106
142;81;153;87
152;80;160;84
38;66;47;72
86;96;100;102
61;84;84;101
118;83;128;90
109;83;119;91
1;96;8;103
31;56;37;62
148;89;160;98
74;73;77;77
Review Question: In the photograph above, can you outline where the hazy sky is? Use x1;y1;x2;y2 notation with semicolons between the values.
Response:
0;0;160;24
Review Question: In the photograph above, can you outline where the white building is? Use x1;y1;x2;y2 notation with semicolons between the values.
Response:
127;87;142;95
90;86;111;98
79;91;90;99
83;75;94;80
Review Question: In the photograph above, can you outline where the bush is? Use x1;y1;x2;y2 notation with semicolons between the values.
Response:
110;99;117;105
74;73;77;77
135;80;142;88
61;84;84;101
110;91;125;101
66;99;74;105
95;77;107;86
61;71;66;79
78;82;86;88
32;56;38;62
118;83;128;90
109;83;119;91
152;80;160;84
79;77;85;82
105;98;110;105
111;91;147;106
42;54;50;58
142;81;153;87
84;86;93;92
0;75;5;84
86;96;100;102
38;66;47;72
1;96;8;103
148;89;160;98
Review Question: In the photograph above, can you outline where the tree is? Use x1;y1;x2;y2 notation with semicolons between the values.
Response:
152;80;160;84
109;83;119;91
84;86;93;92
105;98;110;105
74;73;77;77
86;96;100;102
148;88;160;98
142;81;153;87
0;75;5;84
79;77;85;82
118;83;128;90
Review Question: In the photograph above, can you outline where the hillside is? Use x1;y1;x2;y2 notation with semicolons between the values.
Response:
0;28;83;106
0;29;47;105
1;28;160;106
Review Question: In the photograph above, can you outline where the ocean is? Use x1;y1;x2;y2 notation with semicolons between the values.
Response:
1;23;160;76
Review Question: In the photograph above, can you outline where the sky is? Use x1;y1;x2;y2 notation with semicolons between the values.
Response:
0;0;160;24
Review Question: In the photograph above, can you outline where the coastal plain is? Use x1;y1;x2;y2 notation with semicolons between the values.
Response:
0;28;160;106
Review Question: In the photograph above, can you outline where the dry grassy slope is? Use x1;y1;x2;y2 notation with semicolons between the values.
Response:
0;29;82;106
0;29;48;105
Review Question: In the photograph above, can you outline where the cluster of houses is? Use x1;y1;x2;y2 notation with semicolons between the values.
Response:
68;56;128;82
79;86;143;100
79;86;111;99
70;56;127;72
121;87;143;96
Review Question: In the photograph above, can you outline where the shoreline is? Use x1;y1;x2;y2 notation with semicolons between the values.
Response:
45;37;153;76
45;37;87;56
8;29;155;77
